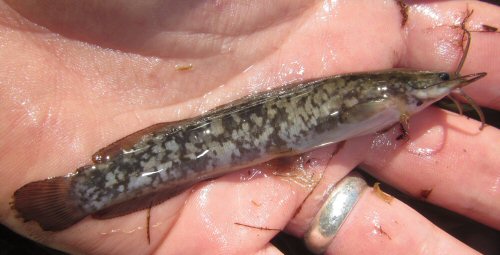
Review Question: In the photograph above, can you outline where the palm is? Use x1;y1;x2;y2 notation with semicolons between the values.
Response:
1;1;499;254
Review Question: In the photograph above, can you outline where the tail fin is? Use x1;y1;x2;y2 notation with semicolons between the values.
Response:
13;176;87;231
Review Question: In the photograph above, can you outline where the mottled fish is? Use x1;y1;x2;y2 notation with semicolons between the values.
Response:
13;70;485;231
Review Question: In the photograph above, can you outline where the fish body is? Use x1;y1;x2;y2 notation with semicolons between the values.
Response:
13;70;485;231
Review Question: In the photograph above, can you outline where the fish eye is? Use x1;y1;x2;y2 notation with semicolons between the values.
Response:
438;72;450;81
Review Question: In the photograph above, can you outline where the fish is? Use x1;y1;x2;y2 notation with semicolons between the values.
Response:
12;69;486;231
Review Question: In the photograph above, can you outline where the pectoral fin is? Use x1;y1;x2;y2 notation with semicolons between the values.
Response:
92;120;187;163
339;99;392;124
396;113;410;141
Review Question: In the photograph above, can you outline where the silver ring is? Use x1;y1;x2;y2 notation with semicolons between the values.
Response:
304;171;367;254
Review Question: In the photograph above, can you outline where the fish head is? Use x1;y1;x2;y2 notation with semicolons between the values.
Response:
401;71;486;113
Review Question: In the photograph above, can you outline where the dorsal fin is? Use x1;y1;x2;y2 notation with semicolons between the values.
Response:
92;121;187;163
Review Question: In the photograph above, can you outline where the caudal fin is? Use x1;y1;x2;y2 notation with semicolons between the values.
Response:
13;176;87;231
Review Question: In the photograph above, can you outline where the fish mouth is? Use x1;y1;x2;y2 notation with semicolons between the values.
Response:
455;72;487;87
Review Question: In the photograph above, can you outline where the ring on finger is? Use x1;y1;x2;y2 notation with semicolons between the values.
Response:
304;171;367;254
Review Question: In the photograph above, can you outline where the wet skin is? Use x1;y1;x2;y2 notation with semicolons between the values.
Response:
0;1;499;254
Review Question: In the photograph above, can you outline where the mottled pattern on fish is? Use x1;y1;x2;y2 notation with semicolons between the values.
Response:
12;70;485;231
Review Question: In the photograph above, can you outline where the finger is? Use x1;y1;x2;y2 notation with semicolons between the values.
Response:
255;243;285;255
323;183;478;255
285;144;481;254
362;107;500;229
402;1;500;109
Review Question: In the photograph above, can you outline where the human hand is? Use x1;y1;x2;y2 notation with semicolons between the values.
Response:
0;0;498;254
